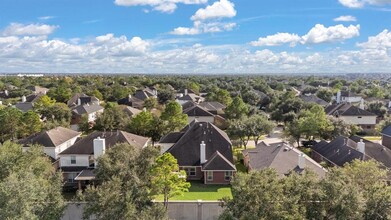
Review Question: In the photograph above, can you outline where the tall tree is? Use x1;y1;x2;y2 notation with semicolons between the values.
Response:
128;111;155;137
160;101;188;133
0;142;65;219
225;96;249;120
94;105;129;131
20;110;43;138
150;153;190;210
81;143;168;220
297;105;333;140
0;107;22;141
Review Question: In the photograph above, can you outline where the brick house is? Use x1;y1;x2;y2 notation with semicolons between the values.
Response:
381;125;391;150
159;120;236;184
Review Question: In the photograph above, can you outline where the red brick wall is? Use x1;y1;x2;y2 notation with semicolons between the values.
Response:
180;166;203;180
382;135;391;150
204;171;234;185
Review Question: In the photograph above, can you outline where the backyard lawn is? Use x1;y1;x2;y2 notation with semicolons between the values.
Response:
155;181;232;201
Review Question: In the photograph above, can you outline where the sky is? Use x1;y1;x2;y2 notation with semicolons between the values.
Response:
1;0;391;74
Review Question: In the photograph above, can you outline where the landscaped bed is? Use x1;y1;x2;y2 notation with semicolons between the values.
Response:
155;181;232;201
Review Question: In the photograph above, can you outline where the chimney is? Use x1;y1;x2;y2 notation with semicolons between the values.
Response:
93;137;106;167
21;95;26;103
200;141;206;164
128;94;132;99
336;90;341;104
298;153;306;169
357;139;365;155
359;99;365;110
4;90;8;96
184;89;188;96
77;98;81;106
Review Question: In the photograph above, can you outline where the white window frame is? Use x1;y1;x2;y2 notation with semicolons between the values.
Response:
184;167;196;176
207;171;213;181
225;171;233;181
70;155;76;164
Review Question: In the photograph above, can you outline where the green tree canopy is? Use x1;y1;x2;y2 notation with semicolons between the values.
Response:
0;142;65;220
225;96;249;120
160;101;188;133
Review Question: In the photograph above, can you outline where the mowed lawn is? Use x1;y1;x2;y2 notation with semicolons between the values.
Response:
155;181;232;201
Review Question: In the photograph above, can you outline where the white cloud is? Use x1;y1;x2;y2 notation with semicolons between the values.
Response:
171;0;236;35
334;15;357;22
301;24;360;44
191;0;236;21
251;24;360;47
2;23;58;36
171;21;236;35
357;29;391;49
338;0;391;8
38;16;55;20
250;33;301;47
114;0;207;13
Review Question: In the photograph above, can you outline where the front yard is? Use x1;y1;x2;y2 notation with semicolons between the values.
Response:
155;181;232;201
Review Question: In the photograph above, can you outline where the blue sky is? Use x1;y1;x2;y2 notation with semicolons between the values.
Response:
1;0;391;74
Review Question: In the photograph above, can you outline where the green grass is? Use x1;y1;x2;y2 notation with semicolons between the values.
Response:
362;136;381;141
155;181;232;201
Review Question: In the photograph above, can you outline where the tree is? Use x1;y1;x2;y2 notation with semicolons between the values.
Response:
269;91;303;123
297;105;333;140
80;143;168;220
128;111;155;136
214;89;232;106
40;103;72;124
316;88;333;103
367;102;388;118
220;160;391;220
0;107;23;141
225;96;249;120
20;111;42;138
160;101;188;133
144;97;158;110
34;95;56;111
284;119;302;147
150;153;190;210
0;142;65;219
324;116;359;140
157;89;175;104
95;105;129;131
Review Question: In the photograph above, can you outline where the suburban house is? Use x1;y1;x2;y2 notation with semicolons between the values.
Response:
183;105;215;124
118;95;144;109
160;120;236;184
199;101;226;116
381;125;391;150
335;90;362;104
26;85;49;94
70;103;104;130
311;136;391;169
119;105;142;118
300;94;329;107
58;130;150;189
176;89;204;105
325;103;377;133
242;142;326;178
19;127;81;166
67;93;100;108
15;93;44;112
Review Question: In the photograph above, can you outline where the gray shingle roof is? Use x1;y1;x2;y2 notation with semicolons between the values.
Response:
300;94;329;106
166;121;234;167
202;151;236;171
72;104;104;115
183;105;214;117
312;136;391;168
19;127;81;148
381;125;391;137
245;142;326;177
60;130;149;155
325;103;375;116
199;102;226;111
159;132;184;143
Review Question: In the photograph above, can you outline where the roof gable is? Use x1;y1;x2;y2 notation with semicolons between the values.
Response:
19;127;81;148
183;105;214;117
167;121;233;166
202;151;236;171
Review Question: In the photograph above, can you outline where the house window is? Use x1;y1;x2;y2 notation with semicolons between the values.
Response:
207;171;213;181
367;126;371;129
67;173;78;183
184;167;196;176
70;156;76;164
358;116;362;119
225;171;233;181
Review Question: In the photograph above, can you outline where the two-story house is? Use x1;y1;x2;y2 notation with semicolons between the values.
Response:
325;103;377;133
58;130;150;189
159;120;236;184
